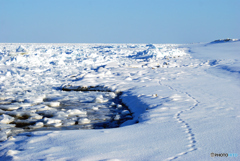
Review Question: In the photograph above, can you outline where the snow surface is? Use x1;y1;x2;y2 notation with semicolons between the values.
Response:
0;41;240;160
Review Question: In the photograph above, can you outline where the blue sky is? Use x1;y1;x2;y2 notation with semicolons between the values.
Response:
0;0;239;43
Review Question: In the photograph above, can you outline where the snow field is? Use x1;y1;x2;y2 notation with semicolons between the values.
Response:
0;43;188;141
0;41;239;160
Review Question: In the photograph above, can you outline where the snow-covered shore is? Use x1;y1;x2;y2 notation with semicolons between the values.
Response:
0;40;239;160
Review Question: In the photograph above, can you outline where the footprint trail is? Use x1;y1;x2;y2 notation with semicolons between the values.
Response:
159;81;199;161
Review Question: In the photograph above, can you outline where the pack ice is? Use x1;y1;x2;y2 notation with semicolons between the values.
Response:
0;40;239;161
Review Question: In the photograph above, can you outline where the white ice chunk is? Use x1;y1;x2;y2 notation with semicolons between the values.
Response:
105;70;112;75
65;49;73;54
48;102;60;107
19;103;32;107
94;95;108;103
6;71;11;77
0;105;19;111
67;109;87;116
44;118;62;126
125;77;132;81
48;122;62;127
114;115;121;121
0;114;15;124
117;104;122;108
29;114;43;120
111;102;115;106
78;118;91;124
54;111;69;118
28;122;44;129
92;106;99;110
0;123;15;130
0;132;8;142
16;45;27;52
62;120;76;126
34;95;46;103
121;110;130;115
108;92;116;99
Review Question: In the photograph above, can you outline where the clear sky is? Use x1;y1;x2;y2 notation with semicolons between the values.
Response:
0;0;239;44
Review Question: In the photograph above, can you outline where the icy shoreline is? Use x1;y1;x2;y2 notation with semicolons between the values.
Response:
0;41;240;160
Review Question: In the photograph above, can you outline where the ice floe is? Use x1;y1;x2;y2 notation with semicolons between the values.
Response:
1;41;239;160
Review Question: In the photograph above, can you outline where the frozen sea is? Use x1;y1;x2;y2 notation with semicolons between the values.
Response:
0;40;239;160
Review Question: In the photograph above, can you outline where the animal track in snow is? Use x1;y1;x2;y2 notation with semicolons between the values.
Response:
159;81;199;161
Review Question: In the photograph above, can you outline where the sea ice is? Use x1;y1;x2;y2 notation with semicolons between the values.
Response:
0;114;14;124
16;46;27;52
78;118;91;124
0;41;239;160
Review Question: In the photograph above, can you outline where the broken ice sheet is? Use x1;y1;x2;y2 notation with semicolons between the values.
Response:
0;90;133;141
